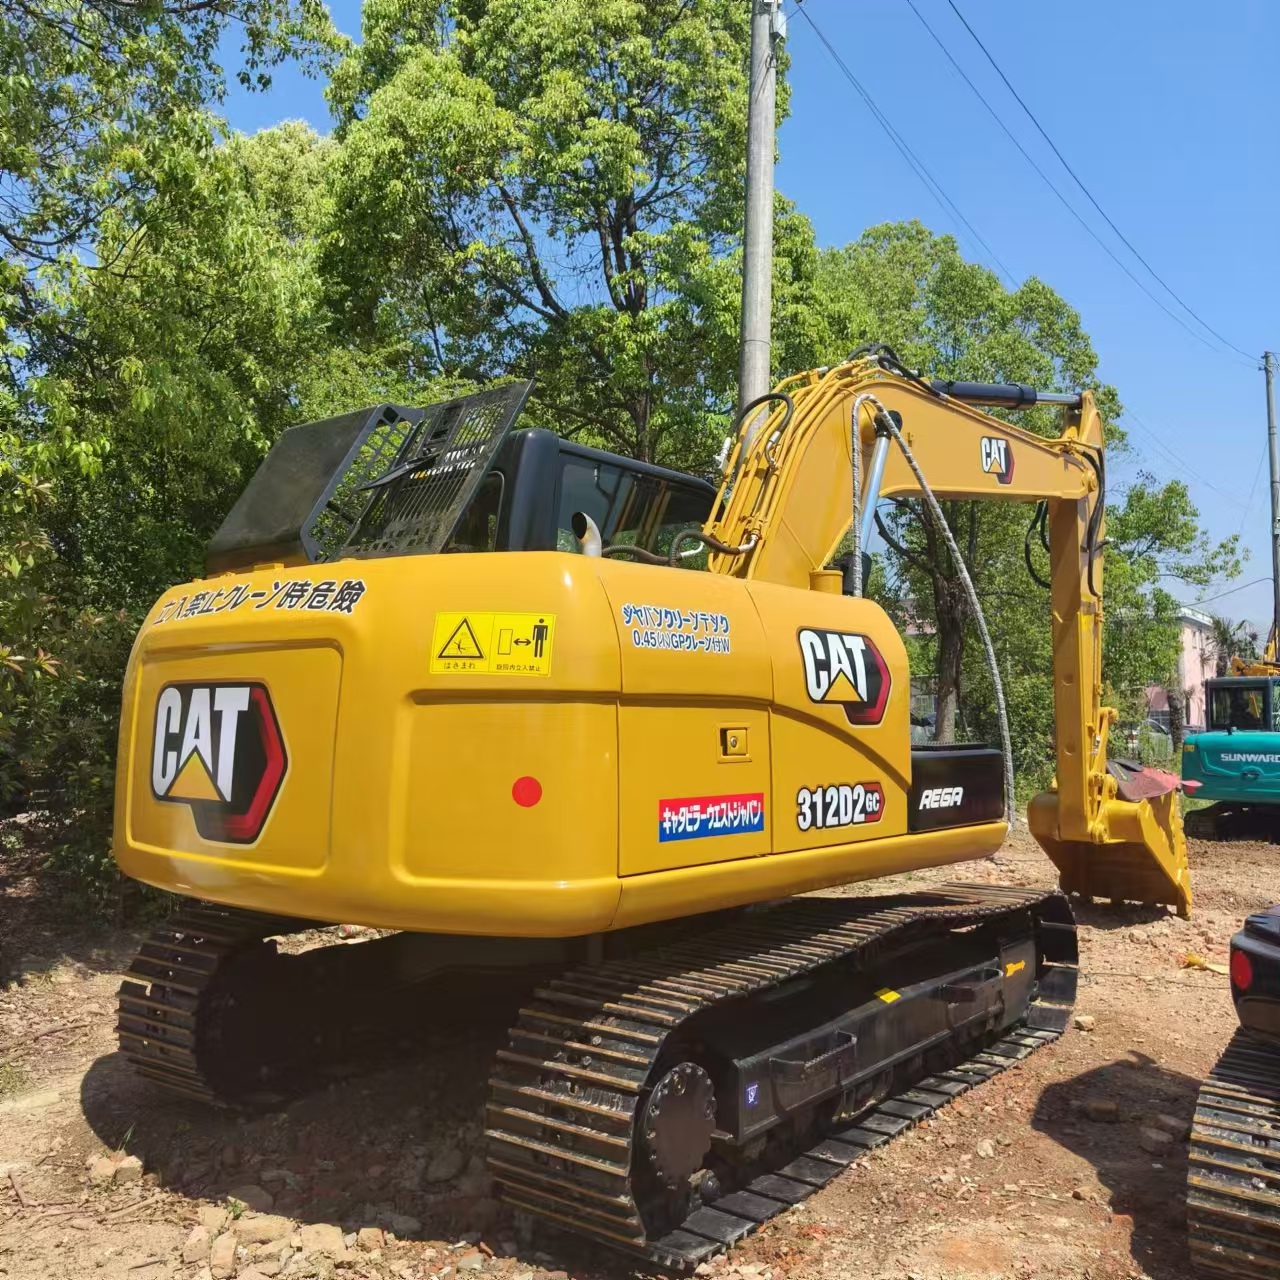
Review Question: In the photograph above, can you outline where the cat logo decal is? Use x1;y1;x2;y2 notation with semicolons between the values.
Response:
980;436;1015;484
151;682;286;843
798;629;891;726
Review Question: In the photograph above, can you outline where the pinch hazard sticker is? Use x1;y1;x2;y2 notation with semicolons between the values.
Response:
430;612;556;676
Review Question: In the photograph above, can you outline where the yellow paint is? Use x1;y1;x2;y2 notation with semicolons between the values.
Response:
169;751;221;803
875;988;900;1004
1004;960;1026;977
113;356;1192;936
824;670;862;703
430;611;556;676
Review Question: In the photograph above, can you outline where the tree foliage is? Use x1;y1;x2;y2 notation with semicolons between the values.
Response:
325;0;825;468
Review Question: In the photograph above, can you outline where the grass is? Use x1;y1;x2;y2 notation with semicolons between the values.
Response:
0;1060;32;1099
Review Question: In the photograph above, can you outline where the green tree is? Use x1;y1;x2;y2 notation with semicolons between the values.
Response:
1208;614;1258;676
325;0;821;470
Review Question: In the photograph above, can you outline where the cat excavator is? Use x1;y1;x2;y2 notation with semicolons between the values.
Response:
112;350;1191;1265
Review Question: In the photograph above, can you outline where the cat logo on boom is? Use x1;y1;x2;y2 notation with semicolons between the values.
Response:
798;629;891;726
150;682;287;844
980;436;1015;485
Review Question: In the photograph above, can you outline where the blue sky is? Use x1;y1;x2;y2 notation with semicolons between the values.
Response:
220;0;1280;629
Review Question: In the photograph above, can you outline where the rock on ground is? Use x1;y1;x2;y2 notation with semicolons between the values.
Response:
226;1183;274;1212
233;1213;294;1244
425;1147;466;1183
182;1224;212;1263
299;1221;347;1258
209;1231;238;1280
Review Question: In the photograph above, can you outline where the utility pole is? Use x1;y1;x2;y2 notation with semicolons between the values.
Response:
738;0;784;452
1267;351;1280;648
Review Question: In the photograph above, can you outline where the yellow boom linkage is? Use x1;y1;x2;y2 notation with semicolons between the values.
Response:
702;359;1191;916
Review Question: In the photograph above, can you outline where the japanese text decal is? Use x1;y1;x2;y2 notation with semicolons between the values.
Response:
154;578;367;625
658;792;765;843
621;604;731;655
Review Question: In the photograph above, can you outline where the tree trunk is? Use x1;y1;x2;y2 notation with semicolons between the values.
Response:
933;583;966;744
1165;684;1185;753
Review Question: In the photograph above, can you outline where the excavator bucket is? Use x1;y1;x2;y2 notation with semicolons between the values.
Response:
1028;771;1192;918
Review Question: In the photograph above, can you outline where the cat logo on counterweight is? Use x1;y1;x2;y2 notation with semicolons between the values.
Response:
151;682;286;843
980;436;1015;484
798;629;891;726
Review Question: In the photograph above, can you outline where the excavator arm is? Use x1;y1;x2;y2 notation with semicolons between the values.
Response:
701;356;1192;917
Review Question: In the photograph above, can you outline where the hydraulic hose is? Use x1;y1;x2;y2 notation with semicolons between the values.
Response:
1079;447;1105;599
1023;502;1050;590
602;544;671;565
857;393;1016;826
668;529;760;566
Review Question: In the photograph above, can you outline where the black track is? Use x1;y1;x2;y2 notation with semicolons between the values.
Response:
1189;1029;1280;1276
485;884;1077;1266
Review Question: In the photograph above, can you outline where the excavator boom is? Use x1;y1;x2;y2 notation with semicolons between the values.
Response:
702;357;1190;915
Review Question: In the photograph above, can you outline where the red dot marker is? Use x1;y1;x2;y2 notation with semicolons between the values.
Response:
512;776;542;807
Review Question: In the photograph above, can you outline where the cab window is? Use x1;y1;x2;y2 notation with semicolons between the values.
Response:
444;471;503;552
555;457;711;556
1209;682;1269;731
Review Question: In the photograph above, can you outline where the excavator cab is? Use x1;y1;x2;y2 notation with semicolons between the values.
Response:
205;382;717;574
1205;678;1279;733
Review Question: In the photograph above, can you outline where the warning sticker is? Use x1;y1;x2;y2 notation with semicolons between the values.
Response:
430;612;556;677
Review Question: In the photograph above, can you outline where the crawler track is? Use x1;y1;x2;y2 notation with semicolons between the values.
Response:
117;904;310;1106
486;884;1077;1267
1188;1030;1280;1276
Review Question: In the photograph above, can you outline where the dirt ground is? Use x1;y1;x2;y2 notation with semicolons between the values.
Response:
0;824;1273;1280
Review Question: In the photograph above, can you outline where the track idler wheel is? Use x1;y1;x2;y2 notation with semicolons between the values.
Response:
641;1063;717;1190
634;1062;718;1236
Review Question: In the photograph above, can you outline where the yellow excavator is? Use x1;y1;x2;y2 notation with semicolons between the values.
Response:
112;349;1190;1265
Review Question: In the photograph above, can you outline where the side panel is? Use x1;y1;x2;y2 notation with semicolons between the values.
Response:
398;700;618;886
596;564;774;876
1183;731;1280;802
746;580;912;852
124;645;340;877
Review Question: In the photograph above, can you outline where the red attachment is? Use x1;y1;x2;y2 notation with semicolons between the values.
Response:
1231;947;1253;992
512;776;543;808
1182;778;1202;794
1108;760;1180;803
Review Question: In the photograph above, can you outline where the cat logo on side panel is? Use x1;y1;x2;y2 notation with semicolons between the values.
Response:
798;630;891;726
980;436;1015;484
151;682;286;843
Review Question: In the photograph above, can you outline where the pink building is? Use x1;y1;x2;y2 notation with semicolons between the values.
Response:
1146;606;1214;731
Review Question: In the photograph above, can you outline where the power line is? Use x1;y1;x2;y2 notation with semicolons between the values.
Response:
902;0;1253;366
1192;575;1273;608
1237;444;1267;538
793;3;1015;285
1120;409;1248;504
944;0;1256;366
